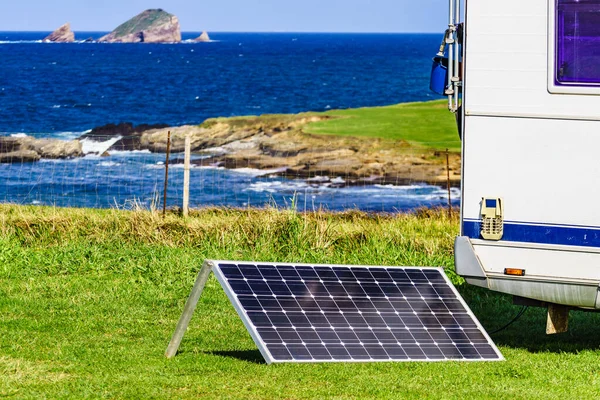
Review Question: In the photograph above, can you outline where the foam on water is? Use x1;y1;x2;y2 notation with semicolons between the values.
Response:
0;40;42;44
246;181;309;194
307;176;330;182
109;149;152;155
4;130;89;141
230;167;288;177
99;161;121;167
246;180;460;199
80;136;122;155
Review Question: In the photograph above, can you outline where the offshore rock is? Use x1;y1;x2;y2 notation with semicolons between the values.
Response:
0;136;82;162
195;31;210;42
79;122;169;151
43;23;75;43
98;9;181;43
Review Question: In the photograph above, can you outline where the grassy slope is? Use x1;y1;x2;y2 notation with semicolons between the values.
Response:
308;100;461;151
112;9;172;37
1;206;600;398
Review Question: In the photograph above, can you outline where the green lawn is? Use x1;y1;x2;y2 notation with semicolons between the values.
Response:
308;100;461;151
1;206;600;398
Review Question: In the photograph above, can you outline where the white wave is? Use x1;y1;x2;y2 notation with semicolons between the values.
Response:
40;157;82;164
7;130;90;141
80;136;122;155
145;164;164;170
246;180;314;194
374;184;438;191
0;40;43;44
307;176;330;182
331;177;345;184
144;161;207;170
420;188;461;200
181;39;220;44
3;130;89;141
109;149;151;155
99;161;121;167
246;180;461;201
352;185;461;200
166;163;205;170
231;167;288;177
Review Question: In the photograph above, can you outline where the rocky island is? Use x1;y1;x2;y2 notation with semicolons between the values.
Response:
43;23;75;43
195;31;210;42
39;9;211;43
98;9;181;43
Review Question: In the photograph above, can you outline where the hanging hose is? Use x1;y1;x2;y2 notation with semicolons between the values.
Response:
437;29;450;56
489;306;529;335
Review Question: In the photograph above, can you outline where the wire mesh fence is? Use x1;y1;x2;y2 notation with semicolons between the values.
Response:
0;133;461;213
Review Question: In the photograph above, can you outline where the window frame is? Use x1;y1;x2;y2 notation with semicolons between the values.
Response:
548;0;600;95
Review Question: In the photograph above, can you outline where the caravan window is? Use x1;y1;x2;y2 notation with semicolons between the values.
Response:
555;0;600;86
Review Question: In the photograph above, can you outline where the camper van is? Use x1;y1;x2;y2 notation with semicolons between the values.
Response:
436;0;600;332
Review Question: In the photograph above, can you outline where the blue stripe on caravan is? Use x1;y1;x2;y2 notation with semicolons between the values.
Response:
462;220;600;248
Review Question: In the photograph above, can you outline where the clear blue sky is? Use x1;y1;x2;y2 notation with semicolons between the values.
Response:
3;0;448;33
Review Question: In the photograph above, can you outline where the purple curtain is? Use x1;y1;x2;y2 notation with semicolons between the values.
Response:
556;0;600;85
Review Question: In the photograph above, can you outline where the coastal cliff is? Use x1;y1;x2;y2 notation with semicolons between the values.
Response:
98;9;181;43
136;116;461;187
43;23;75;43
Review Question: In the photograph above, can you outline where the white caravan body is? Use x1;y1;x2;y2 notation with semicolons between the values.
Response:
454;0;600;309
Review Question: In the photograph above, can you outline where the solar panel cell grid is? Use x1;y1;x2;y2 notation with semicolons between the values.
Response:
213;262;502;363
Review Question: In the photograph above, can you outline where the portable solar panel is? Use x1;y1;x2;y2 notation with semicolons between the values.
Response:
165;260;503;363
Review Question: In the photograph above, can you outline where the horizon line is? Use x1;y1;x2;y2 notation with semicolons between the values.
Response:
1;30;440;35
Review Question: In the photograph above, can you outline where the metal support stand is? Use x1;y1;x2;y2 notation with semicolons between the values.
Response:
165;261;214;358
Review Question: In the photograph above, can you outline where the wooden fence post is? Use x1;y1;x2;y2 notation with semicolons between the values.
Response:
163;131;171;217
183;135;191;217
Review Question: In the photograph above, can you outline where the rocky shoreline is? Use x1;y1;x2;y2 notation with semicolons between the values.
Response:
0;136;82;163
0;114;461;187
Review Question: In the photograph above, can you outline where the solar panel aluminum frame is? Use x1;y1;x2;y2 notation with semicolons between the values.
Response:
207;260;503;364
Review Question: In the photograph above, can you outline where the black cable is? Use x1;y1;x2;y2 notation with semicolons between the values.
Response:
488;305;529;335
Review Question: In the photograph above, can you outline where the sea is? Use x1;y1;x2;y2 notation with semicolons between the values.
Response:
0;31;460;212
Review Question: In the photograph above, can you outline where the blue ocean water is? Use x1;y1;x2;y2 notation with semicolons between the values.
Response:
0;31;459;212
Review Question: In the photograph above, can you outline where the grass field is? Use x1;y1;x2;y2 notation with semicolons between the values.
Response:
2;205;600;398
309;100;461;151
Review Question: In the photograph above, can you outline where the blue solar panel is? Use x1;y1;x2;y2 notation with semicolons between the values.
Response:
210;261;503;363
